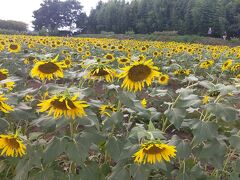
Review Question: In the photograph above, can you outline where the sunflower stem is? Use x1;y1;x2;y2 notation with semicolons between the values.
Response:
69;119;74;138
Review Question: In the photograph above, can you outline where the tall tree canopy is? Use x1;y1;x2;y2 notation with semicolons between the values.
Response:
87;0;240;37
32;0;87;32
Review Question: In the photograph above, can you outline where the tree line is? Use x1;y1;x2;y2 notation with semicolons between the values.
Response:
0;19;28;32
33;0;240;37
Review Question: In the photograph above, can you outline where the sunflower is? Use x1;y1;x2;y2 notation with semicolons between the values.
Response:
222;59;233;71
86;66;116;82
8;43;21;53
117;57;130;65
141;98;147;108
158;74;169;85
199;60;214;69
60;58;72;68
0;94;14;113
0;69;9;81
202;95;209;104
133;142;176;164
173;69;191;76
99;105;117;117
118;59;160;92
24;95;33;102
0;44;4;51
31;56;64;81
0;81;15;91
0;132;26;157
38;94;89;119
104;53;115;61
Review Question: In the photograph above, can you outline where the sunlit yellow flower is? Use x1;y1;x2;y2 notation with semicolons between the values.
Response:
31;56;64;81
133;142;176;164
104;53;115;61
117;57;130;65
202;95;209;104
38;94;89;119
118;59;160;92
199;60;214;69
0;44;4;51
0;132;26;157
24;95;33;102
86;66;116;82
141;98;147;108
8;43;21;53
99;105;117;117
0;94;14;113
0;81;15;91
174;69;191;76
158;74;169;85
222;59;233;71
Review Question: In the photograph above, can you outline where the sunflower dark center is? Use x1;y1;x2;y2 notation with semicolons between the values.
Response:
106;55;113;60
128;64;151;82
143;145;164;154
6;138;20;149
160;76;166;81
120;59;128;62
51;99;76;110
28;56;35;61
0;72;7;81
38;62;60;74
65;60;71;65
10;44;18;50
92;69;109;76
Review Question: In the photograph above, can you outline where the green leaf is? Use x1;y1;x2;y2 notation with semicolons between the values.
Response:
165;108;187;129
229;135;240;152
106;137;122;161
197;139;227;168
0;118;9;131
176;141;192;160
110;112;123;124
207;103;238;122
109;167;130;180
192;121;218;144
43;137;65;164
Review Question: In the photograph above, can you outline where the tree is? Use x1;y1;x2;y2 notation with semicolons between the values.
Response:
0;20;27;32
32;0;85;33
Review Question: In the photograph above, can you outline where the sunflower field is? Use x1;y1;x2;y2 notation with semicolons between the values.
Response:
0;34;239;179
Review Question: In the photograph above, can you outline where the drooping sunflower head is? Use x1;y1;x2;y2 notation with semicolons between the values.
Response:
222;59;233;71
133;142;176;164
118;59;160;92
199;60;214;69
0;132;26;157
0;69;9;81
99;105;117;117
8;43;21;53
85;65;116;82
0;81;15;91
0;94;14;113
31;55;64;81
38;93;89;119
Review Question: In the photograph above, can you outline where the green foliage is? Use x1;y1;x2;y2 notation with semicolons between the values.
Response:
0;19;27;32
87;0;240;37
32;0;87;33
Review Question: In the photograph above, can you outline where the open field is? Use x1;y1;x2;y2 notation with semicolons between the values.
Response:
78;33;240;47
0;34;239;179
